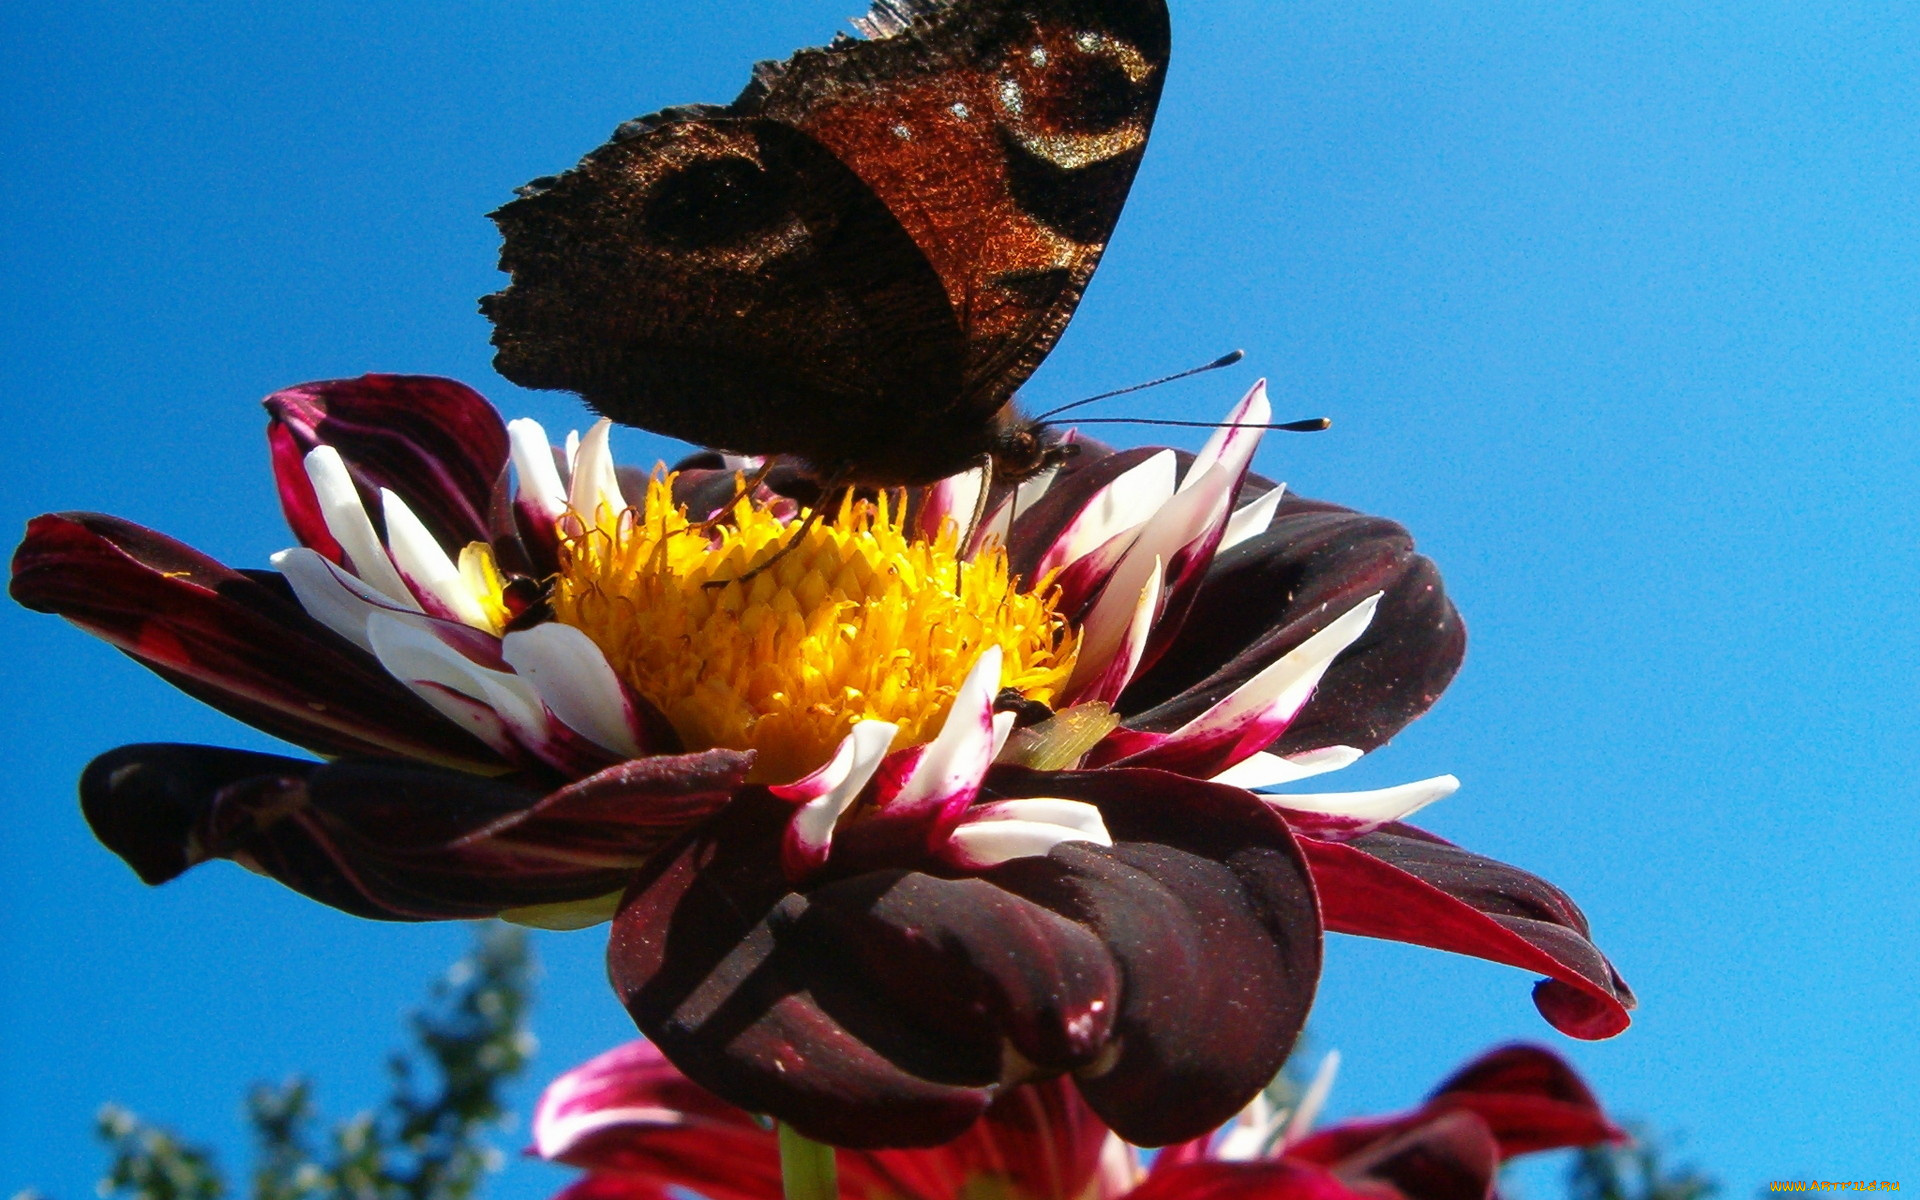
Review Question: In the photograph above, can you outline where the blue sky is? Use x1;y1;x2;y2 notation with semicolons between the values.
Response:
4;0;1916;1193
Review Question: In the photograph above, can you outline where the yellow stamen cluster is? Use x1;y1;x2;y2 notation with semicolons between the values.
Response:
552;477;1079;784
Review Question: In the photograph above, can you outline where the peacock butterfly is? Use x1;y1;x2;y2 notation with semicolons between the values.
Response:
481;0;1171;487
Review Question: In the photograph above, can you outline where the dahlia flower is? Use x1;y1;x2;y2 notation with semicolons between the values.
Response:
533;1037;1627;1200
10;373;1630;1147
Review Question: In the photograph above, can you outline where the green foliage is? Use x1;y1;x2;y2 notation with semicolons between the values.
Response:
86;925;534;1200
1568;1125;1719;1200
97;1106;226;1200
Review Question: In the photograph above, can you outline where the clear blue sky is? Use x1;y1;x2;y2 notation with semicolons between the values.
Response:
4;0;1916;1193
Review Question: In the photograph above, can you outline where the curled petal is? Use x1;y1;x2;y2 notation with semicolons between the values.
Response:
569;420;627;524
509;417;571;526
1066;556;1160;708
942;798;1114;870
1296;823;1634;1039
80;742;749;920
1334;1110;1500;1200
264;374;509;553
367;610;605;774
534;1041;778;1192
1262;774;1459;839
610;792;1066;1147
273;546;418;652
1176;381;1269;496
1067;472;1219;685
1423;1043;1628;1156
917;465;987;542
1210;747;1364;790
268;421;343;563
984;767;1321;1147
1133;384;1272;678
1119;489;1465;757
10;513;500;768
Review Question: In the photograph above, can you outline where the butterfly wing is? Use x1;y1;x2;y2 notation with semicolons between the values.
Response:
483;0;1171;483
486;114;969;473
750;0;1173;407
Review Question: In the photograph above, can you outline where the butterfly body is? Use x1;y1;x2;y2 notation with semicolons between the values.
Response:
482;0;1171;486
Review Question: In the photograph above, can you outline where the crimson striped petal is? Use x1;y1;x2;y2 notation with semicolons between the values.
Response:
1143;1115;1501;1200
537;1041;1111;1200
79;742;749;921
265;375;510;556
1296;823;1634;1039
1126;1160;1364;1200
10;512;501;768
535;1041;784;1200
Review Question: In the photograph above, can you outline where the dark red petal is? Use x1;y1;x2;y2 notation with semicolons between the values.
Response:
264;375;509;553
269;420;344;563
609;768;1319;1150
984;767;1322;1147
1288;1046;1624;1170
1118;487;1464;756
609;792;1002;1148
11;512;500;766
474;752;750;864
1424;1044;1627;1157
791;869;1121;1075
79;743;747;921
1333;1110;1499;1200
1297;824;1634;1039
1127;1160;1373;1200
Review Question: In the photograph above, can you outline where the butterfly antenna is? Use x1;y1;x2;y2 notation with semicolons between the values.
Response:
1067;416;1332;433
1034;350;1246;423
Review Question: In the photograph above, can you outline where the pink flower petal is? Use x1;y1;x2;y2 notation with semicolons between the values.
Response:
774;720;898;879
889;647;1004;834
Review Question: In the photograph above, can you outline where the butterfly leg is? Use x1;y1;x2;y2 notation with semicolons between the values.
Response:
692;458;779;532
700;465;851;589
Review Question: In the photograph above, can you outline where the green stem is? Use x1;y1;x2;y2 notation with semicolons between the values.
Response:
778;1122;839;1200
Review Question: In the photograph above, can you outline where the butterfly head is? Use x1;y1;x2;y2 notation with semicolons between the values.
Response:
987;405;1079;483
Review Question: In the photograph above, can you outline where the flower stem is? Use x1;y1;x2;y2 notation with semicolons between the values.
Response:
778;1121;838;1200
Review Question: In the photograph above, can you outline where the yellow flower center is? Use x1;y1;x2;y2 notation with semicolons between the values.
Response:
550;476;1079;784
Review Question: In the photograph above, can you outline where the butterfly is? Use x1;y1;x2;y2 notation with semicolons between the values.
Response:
481;0;1172;489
